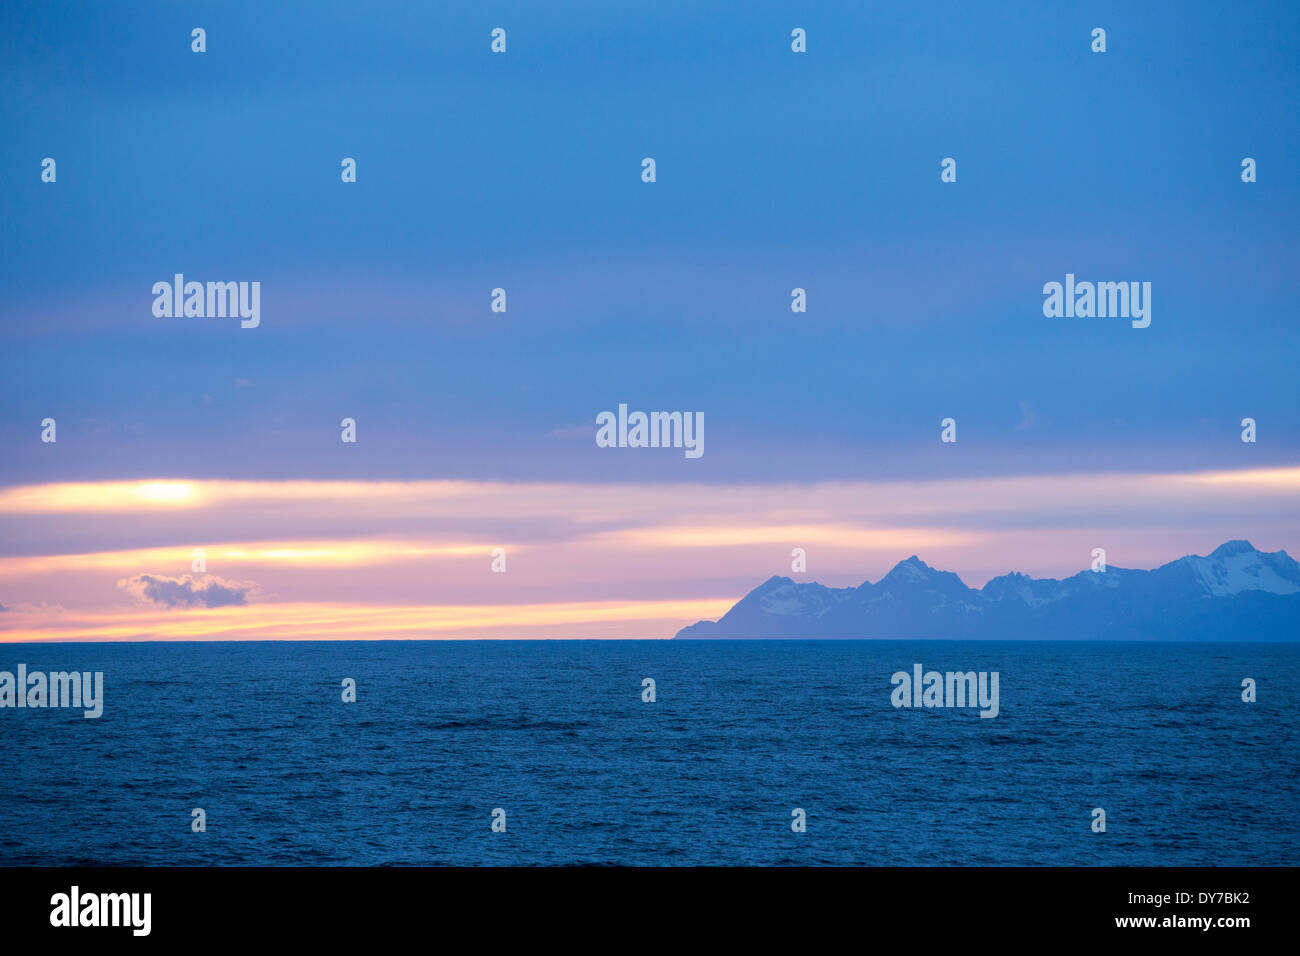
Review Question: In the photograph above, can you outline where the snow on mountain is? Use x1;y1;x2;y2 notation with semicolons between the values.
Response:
753;576;852;618
1176;540;1300;598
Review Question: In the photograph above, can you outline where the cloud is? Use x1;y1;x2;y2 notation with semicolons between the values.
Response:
1015;400;1037;431
0;598;731;643
0;603;7;611
117;573;258;609
547;422;593;440
0;468;1293;636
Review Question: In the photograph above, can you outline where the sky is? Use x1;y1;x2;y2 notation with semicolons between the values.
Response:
1;1;1297;640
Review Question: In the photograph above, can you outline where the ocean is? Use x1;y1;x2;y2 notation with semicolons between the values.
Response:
1;640;1296;866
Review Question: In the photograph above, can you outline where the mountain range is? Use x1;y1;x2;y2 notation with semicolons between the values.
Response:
674;540;1300;640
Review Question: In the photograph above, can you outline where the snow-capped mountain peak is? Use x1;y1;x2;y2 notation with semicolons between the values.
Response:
1177;541;1300;597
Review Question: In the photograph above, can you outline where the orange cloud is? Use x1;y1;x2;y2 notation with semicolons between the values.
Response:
0;598;733;642
0;539;504;577
593;523;978;550
1;466;1296;640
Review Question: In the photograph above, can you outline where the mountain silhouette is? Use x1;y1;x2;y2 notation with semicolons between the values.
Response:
674;540;1300;640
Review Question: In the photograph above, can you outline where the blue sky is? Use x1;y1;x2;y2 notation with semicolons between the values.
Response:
1;1;1298;639
1;0;1297;487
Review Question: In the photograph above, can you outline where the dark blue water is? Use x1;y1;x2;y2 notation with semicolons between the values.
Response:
1;641;1296;866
